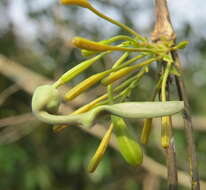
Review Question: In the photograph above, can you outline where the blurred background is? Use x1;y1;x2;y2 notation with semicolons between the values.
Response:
0;0;206;189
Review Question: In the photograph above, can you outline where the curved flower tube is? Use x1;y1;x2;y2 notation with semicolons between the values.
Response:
32;85;184;128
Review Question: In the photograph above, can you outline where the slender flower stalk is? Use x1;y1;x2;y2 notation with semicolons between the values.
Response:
60;0;143;39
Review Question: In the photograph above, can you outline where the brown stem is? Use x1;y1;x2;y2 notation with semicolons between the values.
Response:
173;52;200;190
164;69;178;190
152;0;176;42
152;0;200;189
165;116;178;190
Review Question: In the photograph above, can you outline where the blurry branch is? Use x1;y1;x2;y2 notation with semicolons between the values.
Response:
0;55;51;94
143;173;160;190
0;54;206;188
0;84;20;106
174;53;200;190
0;122;39;145
143;154;197;189
0;55;90;108
0;113;37;144
0;113;35;128
153;116;206;131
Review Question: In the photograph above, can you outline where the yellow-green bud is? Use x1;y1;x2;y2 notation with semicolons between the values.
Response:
60;0;91;8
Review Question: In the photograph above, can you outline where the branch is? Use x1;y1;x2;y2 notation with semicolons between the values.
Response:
152;0;176;41
173;52;200;190
0;84;19;106
0;113;35;128
152;0;200;190
152;1;177;189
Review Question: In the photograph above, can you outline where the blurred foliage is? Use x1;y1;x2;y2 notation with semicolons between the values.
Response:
0;0;206;190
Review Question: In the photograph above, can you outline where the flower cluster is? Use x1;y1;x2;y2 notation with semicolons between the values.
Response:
32;0;187;172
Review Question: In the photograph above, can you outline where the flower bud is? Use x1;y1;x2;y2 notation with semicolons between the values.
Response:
64;73;106;101
102;66;134;85
53;52;106;87
172;41;189;50
161;116;170;148
112;116;143;166
72;37;113;51
72;37;151;52
81;49;98;57
60;0;91;8
88;124;113;172
140;118;153;144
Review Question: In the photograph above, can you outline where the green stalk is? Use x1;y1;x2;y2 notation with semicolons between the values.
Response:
88;5;144;40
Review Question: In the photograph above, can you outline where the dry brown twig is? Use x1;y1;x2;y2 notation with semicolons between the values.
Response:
0;84;20;106
152;0;177;189
0;113;35;128
152;0;200;189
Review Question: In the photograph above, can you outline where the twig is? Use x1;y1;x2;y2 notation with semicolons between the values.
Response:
152;0;178;189
0;84;20;106
0;120;39;144
153;116;206;131
0;55;91;108
163;69;178;190
167;74;178;190
143;173;160;190
0;113;35;128
173;52;200;190
166;116;178;190
143;154;205;189
152;0;200;189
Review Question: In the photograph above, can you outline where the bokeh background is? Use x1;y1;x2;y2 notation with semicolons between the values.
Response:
0;0;206;189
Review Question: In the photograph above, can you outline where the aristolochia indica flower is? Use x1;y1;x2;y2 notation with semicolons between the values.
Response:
32;0;189;173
